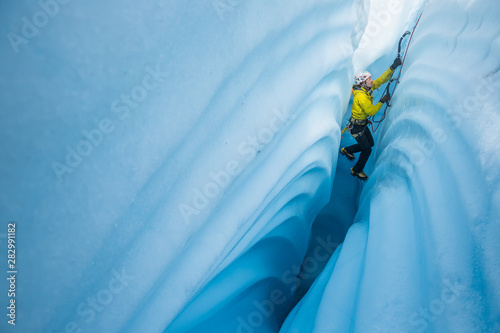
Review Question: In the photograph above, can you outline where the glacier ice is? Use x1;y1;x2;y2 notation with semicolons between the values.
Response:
282;0;500;332
0;0;499;332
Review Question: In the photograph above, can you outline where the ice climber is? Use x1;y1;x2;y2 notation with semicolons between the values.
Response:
340;57;402;181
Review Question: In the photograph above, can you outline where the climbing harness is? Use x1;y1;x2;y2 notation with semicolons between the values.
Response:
341;11;424;137
344;116;371;139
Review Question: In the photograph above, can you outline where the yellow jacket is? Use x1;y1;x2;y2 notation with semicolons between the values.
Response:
351;67;394;120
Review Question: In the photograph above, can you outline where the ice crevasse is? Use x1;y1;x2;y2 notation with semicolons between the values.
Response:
0;0;499;332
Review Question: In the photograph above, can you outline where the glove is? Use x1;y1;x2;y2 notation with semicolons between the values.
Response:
380;94;391;103
390;57;402;70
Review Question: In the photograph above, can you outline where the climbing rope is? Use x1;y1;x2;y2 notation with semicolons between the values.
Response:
340;11;424;138
369;12;424;132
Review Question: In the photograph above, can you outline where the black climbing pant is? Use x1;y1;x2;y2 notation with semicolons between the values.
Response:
344;124;374;173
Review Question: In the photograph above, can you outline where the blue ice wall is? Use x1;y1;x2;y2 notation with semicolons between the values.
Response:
0;0;499;332
281;0;500;332
1;0;353;332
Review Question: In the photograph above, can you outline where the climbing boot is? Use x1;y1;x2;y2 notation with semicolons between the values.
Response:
351;168;368;181
340;148;355;161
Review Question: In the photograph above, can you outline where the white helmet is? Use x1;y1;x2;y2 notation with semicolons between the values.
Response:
354;71;371;85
